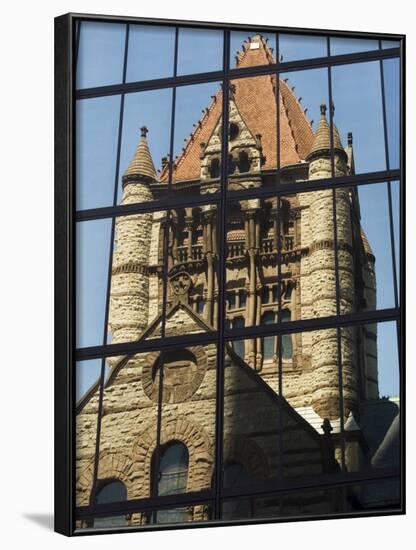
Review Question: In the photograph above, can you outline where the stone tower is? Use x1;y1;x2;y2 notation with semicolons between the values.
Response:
108;126;155;349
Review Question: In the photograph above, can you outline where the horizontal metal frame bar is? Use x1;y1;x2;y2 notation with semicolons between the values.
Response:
76;468;399;519
75;47;400;100
74;505;404;537
75;170;400;222
69;13;404;44
75;307;399;361
224;308;399;341
76;489;213;519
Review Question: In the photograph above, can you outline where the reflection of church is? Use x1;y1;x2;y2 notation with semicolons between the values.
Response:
76;35;399;526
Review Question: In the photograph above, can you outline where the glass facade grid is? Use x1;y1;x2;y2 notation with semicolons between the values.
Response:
69;17;403;532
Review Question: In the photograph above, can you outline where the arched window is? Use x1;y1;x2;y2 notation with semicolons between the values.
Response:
238;151;250;173
154;442;189;524
209;157;220;178
93;480;128;528
158;442;189;496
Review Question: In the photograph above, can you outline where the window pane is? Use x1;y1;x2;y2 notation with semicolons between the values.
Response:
338;183;395;313
228;74;278;190
158;344;217;497
226;199;279;344
382;40;401;49
76;359;108;402
177;28;223;75
75;349;160;526
116;88;172;204
223;339;281;489
280;191;337;320
223;328;343;487
108;210;168;345
330;36;379;56
76;96;121;210
76;219;112;348
347;480;401;510
281;327;343;479
383;57;400;170
165;205;219;336
221;480;401;521
279;68;329;183
126;24;175;82
77;22;126;89
230;31;276;68
173;81;222;197
340;321;400;478
331;61;386;175
75;360;100;513
391;181;400;299
93;481;128;528
278;34;327;62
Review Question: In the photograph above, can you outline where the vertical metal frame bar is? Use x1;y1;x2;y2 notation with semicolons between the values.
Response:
213;28;230;519
152;26;180;524
378;43;399;310
55;13;74;537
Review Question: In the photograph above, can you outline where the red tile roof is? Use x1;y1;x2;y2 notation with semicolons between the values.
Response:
159;35;314;183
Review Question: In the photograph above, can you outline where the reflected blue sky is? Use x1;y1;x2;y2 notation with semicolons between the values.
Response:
75;22;401;399
126;25;175;82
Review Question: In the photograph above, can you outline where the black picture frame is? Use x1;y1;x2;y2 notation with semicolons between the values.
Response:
55;12;405;536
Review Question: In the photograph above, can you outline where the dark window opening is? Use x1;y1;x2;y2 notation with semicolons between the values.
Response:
209;157;220;178
229;122;240;141
238;151;250;173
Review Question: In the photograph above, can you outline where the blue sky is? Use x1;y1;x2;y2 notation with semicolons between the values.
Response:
75;22;400;400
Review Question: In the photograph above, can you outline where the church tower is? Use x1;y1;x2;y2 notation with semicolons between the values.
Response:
75;33;391;524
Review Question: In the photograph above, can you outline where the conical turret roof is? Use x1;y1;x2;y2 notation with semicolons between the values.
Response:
123;126;157;181
307;104;345;160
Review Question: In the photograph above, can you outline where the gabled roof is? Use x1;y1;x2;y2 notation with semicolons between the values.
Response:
160;35;314;183
75;302;215;413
